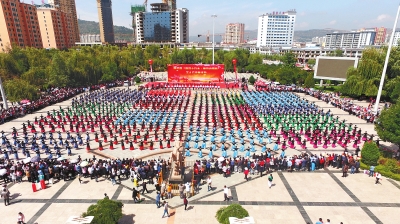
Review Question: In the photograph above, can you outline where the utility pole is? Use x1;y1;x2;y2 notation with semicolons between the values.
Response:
374;5;400;114
212;14;217;64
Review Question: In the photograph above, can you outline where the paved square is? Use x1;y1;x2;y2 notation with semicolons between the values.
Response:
0;83;399;224
283;172;354;202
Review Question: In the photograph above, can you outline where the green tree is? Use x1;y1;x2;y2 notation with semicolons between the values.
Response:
82;198;124;224
216;204;249;224
4;79;38;102
361;141;380;166
248;75;256;85
134;76;141;83
307;59;316;66
375;102;400;147
304;73;315;88
46;53;69;87
282;52;296;67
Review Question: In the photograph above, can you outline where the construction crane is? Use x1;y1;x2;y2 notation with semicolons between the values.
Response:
197;31;224;43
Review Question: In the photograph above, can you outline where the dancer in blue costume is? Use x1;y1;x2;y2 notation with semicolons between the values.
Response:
250;144;256;152
261;144;267;153
273;143;279;151
220;135;225;143
280;150;286;158
233;146;238;158
185;140;189;149
222;148;228;158
245;147;251;157
208;148;213;159
211;143;216;151
311;156;316;171
210;135;215;143
240;143;245;152
185;148;191;157
198;148;203;158
194;140;199;149
201;140;206;150
221;143;225;151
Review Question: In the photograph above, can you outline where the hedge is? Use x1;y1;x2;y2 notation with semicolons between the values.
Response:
361;141;380;166
216;204;249;224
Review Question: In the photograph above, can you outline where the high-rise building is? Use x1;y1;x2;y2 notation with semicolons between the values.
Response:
97;0;115;43
374;27;387;45
161;0;176;10
325;30;376;49
0;0;43;52
257;10;296;47
36;4;76;49
133;3;189;44
392;31;400;46
224;23;245;44
48;0;80;43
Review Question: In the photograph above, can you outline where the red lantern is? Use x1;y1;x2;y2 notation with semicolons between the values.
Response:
148;59;153;65
232;58;238;82
232;58;237;65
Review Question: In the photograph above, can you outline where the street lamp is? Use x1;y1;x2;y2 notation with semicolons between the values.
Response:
211;14;217;64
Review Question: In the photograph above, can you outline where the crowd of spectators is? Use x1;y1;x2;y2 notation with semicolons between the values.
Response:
305;89;391;123
0;81;125;124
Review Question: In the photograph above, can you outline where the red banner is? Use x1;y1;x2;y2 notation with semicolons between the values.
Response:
168;64;224;83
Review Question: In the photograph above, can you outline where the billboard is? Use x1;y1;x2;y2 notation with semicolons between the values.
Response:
314;56;358;81
168;64;224;83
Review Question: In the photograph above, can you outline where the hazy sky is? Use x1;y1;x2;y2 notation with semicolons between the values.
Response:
59;0;398;34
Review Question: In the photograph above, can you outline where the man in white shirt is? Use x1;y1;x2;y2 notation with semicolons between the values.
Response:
185;182;191;198
375;172;382;185
223;185;229;201
207;176;212;191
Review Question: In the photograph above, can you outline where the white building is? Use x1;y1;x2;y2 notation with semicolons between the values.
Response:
392;31;400;46
133;6;188;44
311;36;327;46
256;9;296;47
80;34;101;43
325;31;376;49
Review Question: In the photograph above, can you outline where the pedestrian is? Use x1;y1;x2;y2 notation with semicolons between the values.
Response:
207;176;212;191
223;185;229;201
178;183;184;198
17;212;25;224
141;181;149;194
155;191;161;208
183;195;188;210
104;193;109;199
369;165;375;177
1;188;10;206
342;164;348;178
132;188;139;203
375;172;382;185
167;184;172;199
243;167;249;181
268;174;273;189
315;217;323;224
162;201;169;218
185;182;191;198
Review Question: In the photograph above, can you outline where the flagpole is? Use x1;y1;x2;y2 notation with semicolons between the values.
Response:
374;4;400;114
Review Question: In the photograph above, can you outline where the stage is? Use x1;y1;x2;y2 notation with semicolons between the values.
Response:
144;81;241;89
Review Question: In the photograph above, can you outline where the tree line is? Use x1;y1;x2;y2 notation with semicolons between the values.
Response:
341;47;400;102
0;45;314;102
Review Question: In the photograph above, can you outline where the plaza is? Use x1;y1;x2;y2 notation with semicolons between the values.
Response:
0;73;398;224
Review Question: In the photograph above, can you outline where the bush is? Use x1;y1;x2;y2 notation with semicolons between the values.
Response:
216;204;249;224
361;141;380;166
82;198;124;224
248;75;256;85
134;76;141;84
304;73;315;88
